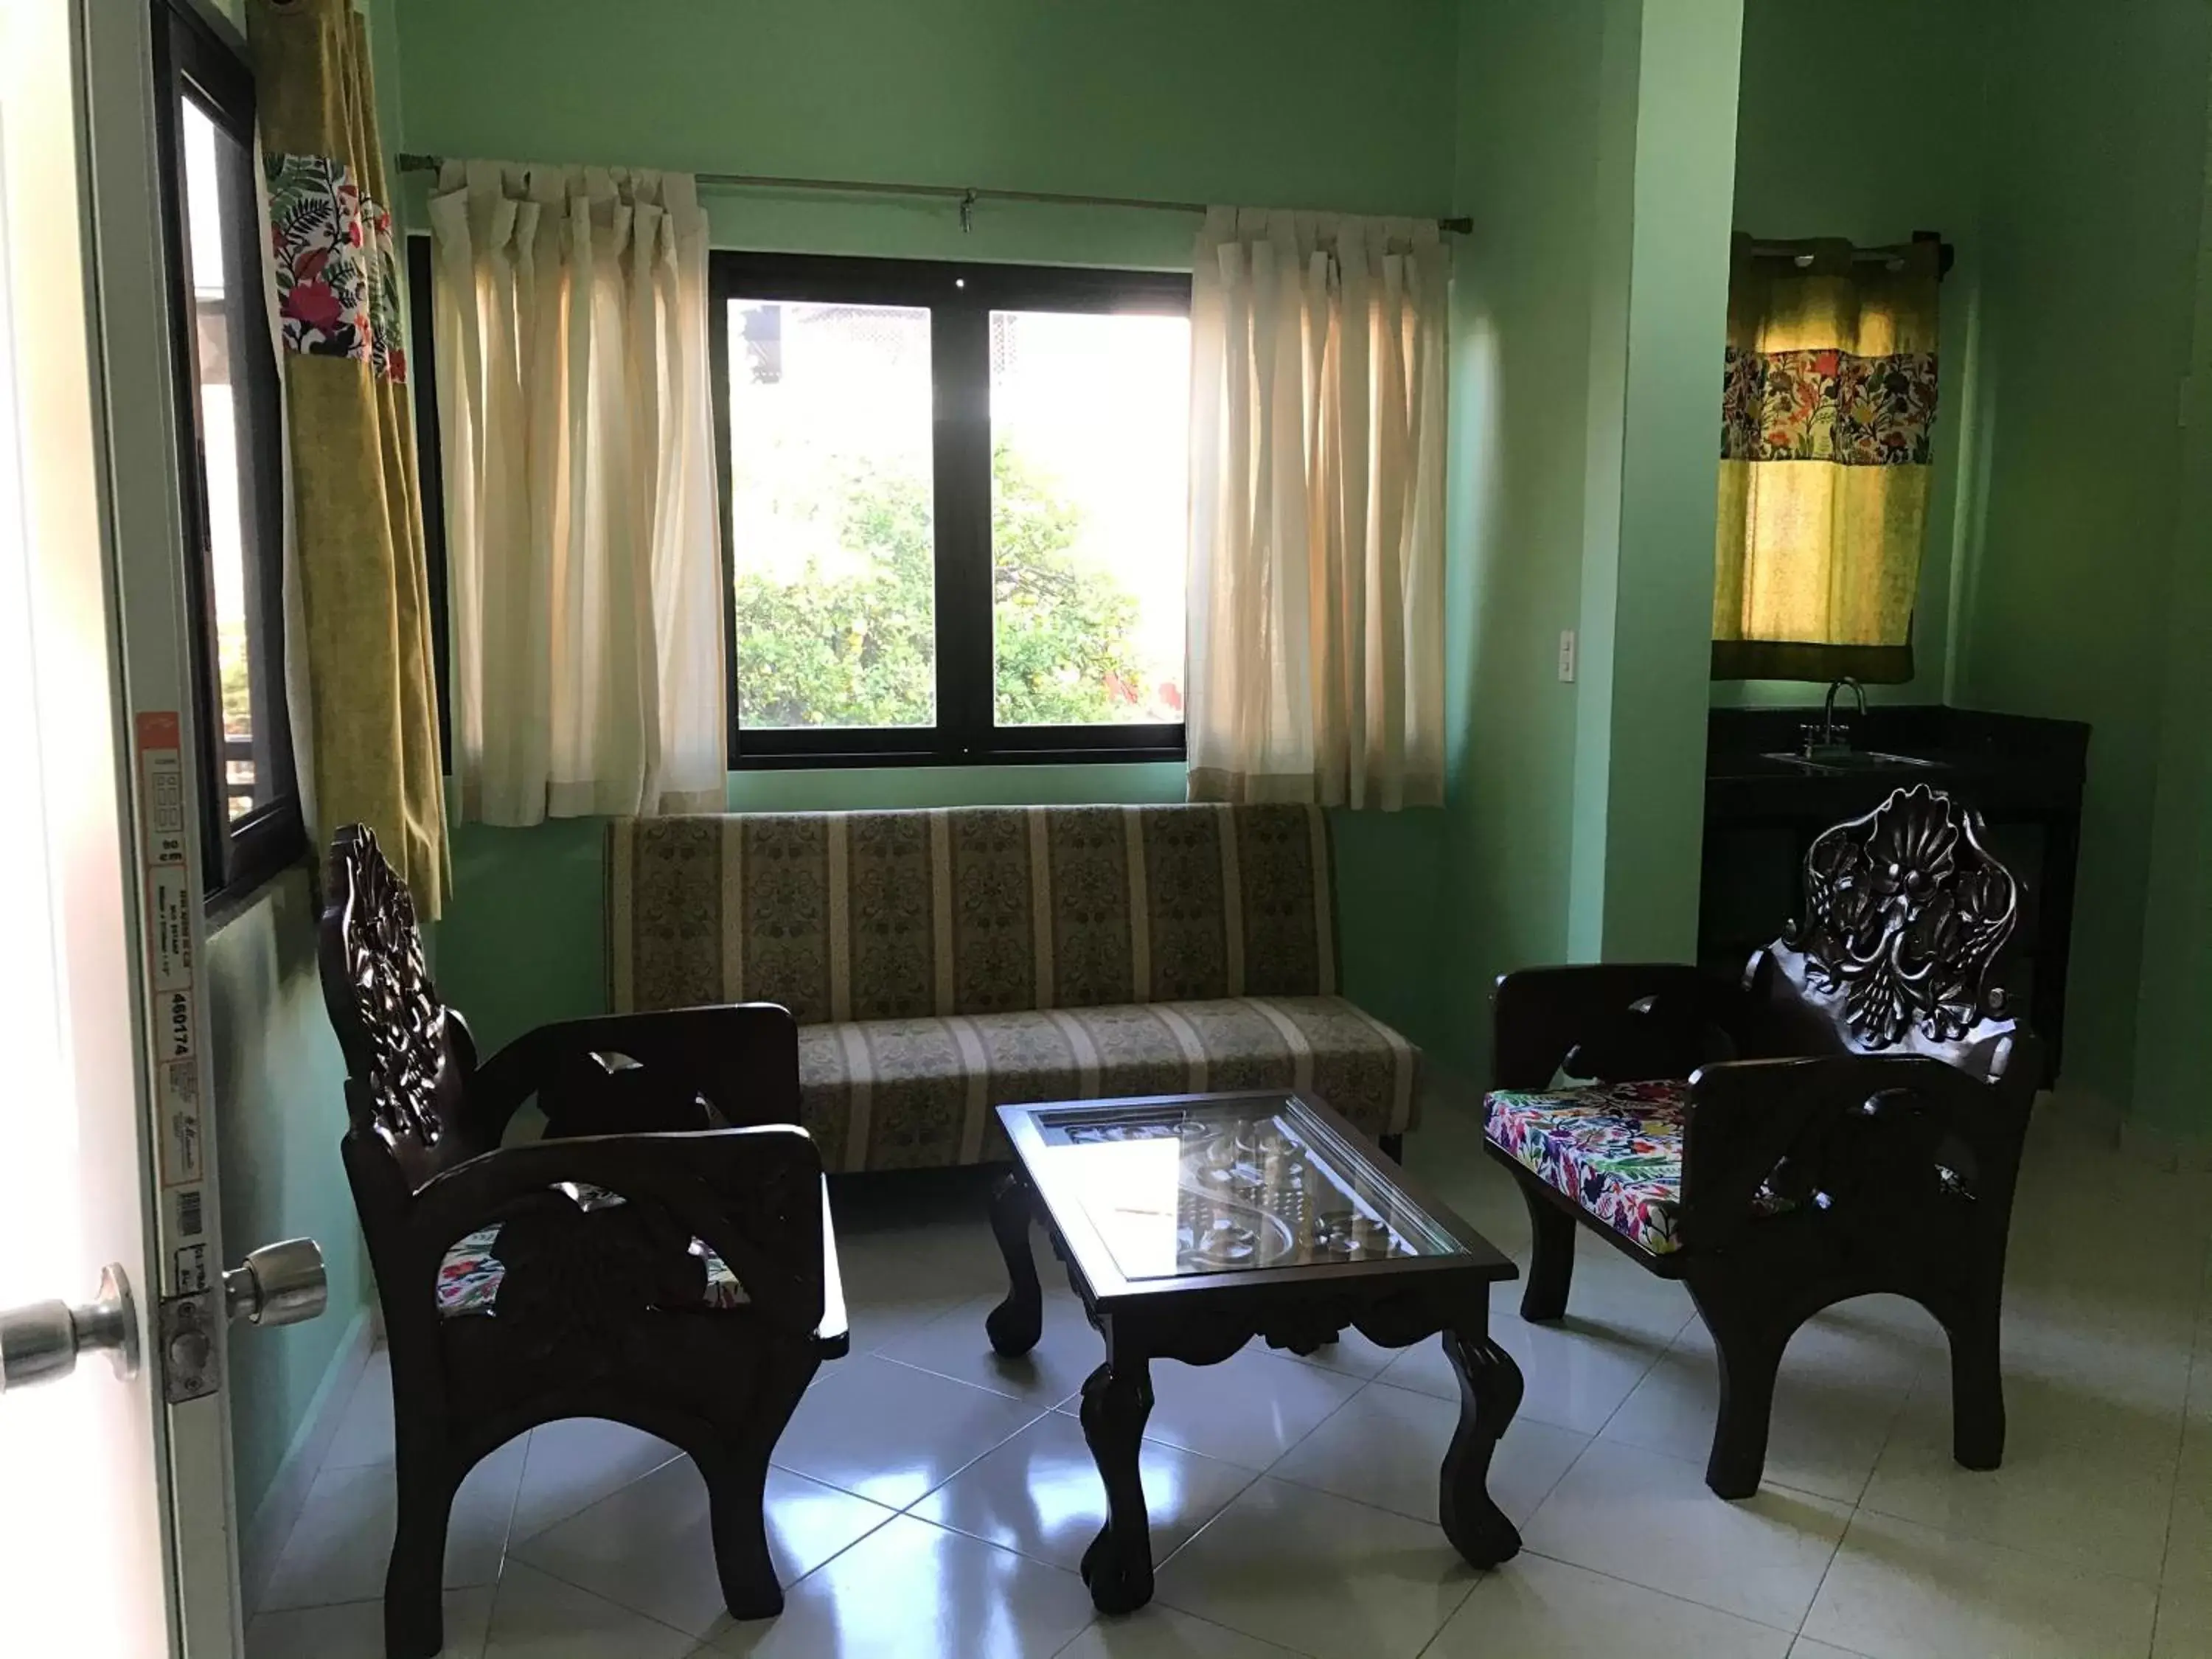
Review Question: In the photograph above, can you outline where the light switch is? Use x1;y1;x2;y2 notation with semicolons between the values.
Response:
1557;629;1577;684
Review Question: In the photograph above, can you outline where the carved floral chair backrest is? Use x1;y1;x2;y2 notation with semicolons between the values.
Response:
1778;784;2021;1065
319;823;480;1192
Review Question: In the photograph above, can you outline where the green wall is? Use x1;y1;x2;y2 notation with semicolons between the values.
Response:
1579;0;1742;961
2133;191;2212;1139
1954;0;2212;1123
207;873;366;1534
1439;1;1607;1076
393;0;1458;274
1437;0;1745;1079
395;0;1456;262
394;0;1456;1057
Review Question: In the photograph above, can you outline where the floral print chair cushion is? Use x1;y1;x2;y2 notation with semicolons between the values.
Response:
1482;1079;1696;1256
1482;1079;1795;1258
434;1183;749;1317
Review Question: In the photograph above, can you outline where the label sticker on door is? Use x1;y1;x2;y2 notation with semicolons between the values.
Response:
173;1242;210;1295
161;1057;201;1188
150;866;193;990
135;712;204;1196
136;711;188;867
170;1185;205;1241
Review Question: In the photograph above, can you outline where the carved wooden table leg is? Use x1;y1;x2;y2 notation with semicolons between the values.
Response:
1439;1326;1525;1569
1077;1354;1155;1613
986;1169;1044;1357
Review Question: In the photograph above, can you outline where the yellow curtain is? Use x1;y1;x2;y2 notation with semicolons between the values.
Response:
1712;236;1942;683
247;0;448;914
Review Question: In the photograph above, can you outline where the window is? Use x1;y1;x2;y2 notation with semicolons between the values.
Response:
712;255;1191;765
156;4;301;901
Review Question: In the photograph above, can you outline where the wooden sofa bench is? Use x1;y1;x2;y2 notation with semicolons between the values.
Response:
606;803;1419;1172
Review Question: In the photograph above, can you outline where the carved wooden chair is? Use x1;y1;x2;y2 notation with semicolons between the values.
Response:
1483;785;2040;1498
317;825;846;1659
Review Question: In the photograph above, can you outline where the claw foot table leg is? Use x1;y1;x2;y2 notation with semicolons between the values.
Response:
986;1170;1043;1357
1440;1327;1524;1569
1078;1357;1155;1613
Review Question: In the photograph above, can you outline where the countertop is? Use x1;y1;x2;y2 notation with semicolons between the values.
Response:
1706;704;2089;820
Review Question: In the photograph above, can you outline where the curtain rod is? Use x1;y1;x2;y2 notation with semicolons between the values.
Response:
393;153;1473;234
1744;232;1957;279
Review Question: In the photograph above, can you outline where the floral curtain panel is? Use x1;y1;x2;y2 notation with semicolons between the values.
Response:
1711;235;1943;683
247;0;448;911
1186;208;1447;809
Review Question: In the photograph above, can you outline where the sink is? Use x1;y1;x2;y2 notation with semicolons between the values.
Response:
1759;750;1944;776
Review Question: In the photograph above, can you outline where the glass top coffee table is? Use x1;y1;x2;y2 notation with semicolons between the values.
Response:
987;1089;1524;1615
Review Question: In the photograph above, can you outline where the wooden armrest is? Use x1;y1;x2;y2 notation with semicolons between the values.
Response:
1678;1047;2032;1252
473;1003;801;1136
1490;963;1720;1090
411;1125;827;1337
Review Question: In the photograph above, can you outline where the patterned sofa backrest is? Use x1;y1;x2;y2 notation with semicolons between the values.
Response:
610;803;1339;1022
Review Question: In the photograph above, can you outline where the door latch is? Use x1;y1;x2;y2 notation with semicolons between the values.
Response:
160;1238;327;1404
159;1290;220;1405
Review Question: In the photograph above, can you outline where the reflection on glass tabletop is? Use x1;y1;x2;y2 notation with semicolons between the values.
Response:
1030;1096;1467;1282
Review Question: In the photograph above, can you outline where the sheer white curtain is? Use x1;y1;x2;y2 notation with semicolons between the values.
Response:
1186;207;1447;809
430;160;725;825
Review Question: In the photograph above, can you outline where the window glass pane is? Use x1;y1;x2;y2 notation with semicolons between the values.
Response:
990;310;1189;727
178;97;275;821
728;298;936;729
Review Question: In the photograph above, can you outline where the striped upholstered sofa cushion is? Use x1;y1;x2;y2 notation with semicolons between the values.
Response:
607;803;1419;1170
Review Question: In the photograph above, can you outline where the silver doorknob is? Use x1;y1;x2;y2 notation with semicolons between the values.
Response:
222;1239;327;1328
0;1264;139;1395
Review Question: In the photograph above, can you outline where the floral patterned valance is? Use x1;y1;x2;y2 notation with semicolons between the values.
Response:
267;151;406;383
1720;345;1937;466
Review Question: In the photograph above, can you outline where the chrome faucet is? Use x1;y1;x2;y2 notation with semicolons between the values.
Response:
1803;677;1866;759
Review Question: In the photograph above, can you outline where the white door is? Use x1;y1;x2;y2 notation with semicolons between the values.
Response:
0;1;174;1653
0;4;325;1655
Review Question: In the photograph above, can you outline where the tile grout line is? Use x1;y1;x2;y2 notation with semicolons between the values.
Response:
1787;1323;1932;1641
1255;1372;1596;1538
1573;1299;1700;1447
1512;1425;1853;1641
492;1556;706;1658
484;1425;533;1601
1513;1543;1820;1642
1044;1603;1312;1659
1792;1508;1852;1644
1140;1368;1475;1655
1147;1458;1270;1577
2151;1265;2212;1649
869;1344;1087;1408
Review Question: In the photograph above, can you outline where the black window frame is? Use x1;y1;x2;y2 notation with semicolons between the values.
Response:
152;0;305;911
710;251;1192;769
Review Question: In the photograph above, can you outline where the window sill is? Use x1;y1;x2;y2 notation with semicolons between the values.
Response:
203;801;310;931
730;735;1186;771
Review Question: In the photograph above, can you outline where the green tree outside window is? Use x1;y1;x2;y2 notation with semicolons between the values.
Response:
733;443;1150;728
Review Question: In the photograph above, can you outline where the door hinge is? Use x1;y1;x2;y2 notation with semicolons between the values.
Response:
158;1290;220;1405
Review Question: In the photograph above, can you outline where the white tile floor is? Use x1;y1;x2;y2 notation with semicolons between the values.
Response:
248;1095;2212;1659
